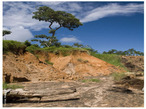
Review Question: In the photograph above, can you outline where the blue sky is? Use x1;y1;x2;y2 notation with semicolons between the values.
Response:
3;1;144;53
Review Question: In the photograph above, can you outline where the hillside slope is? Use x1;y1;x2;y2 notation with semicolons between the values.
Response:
3;51;124;83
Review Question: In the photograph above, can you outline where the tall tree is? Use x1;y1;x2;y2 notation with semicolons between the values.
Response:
32;6;83;37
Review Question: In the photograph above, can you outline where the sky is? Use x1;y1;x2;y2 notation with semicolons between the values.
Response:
3;1;144;53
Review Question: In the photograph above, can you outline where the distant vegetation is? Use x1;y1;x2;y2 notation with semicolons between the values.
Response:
103;48;144;56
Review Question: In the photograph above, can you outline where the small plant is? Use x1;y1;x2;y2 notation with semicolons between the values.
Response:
45;60;53;65
82;78;100;83
84;60;89;63
3;82;24;89
77;58;83;62
111;72;126;81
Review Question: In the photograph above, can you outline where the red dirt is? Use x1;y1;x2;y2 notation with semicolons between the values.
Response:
3;51;123;83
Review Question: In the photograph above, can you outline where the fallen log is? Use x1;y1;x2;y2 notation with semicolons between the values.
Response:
3;87;80;102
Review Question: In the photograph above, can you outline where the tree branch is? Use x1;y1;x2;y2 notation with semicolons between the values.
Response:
49;22;53;29
55;25;62;30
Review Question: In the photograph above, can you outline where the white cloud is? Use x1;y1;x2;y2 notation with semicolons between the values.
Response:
80;3;144;23
3;26;33;42
60;37;81;43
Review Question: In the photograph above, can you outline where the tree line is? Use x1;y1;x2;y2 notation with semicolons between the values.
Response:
103;48;144;56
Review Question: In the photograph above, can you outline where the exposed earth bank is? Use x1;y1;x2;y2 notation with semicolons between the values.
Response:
3;51;123;83
3;51;144;107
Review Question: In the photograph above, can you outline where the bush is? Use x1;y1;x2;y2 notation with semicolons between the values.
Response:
25;45;40;54
3;40;26;54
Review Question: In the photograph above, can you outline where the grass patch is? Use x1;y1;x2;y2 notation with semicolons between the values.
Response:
3;40;26;54
111;72;126;81
45;60;53;65
3;82;24;89
82;78;100;83
91;53;127;70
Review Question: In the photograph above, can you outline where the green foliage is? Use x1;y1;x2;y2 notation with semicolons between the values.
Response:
3;30;11;36
43;46;87;53
77;58;83;62
73;43;83;48
31;44;39;47
82;78;100;83
3;40;26;54
25;45;40;54
24;40;31;47
103;48;144;56
3;82;24;89
45;60;53;65
91;53;127;70
111;72;126;81
63;45;73;48
31;35;61;47
32;6;83;31
26;45;87;56
32;6;82;48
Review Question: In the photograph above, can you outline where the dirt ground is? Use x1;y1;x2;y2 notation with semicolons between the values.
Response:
4;75;144;107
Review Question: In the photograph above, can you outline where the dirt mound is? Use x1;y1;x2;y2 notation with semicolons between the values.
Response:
121;56;144;72
3;51;123;83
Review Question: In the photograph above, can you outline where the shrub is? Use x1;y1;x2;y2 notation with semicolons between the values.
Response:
25;45;40;54
3;40;26;54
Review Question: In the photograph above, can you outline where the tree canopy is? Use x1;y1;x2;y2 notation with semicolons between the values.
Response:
32;6;83;37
